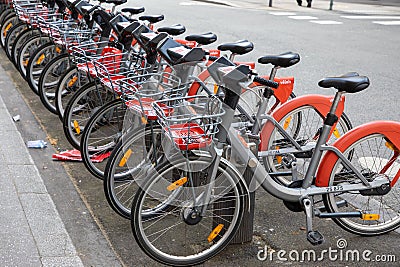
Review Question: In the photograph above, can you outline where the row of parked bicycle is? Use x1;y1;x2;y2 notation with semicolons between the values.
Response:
1;0;400;266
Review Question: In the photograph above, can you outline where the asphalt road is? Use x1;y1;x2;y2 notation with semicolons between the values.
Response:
2;0;400;266
131;0;400;126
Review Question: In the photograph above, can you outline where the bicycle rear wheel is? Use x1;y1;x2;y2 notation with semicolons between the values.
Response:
323;133;400;235
263;106;352;185
131;153;246;266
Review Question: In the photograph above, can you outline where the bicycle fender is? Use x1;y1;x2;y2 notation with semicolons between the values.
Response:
316;120;400;187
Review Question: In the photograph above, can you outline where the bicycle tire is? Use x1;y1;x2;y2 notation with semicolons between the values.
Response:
103;123;164;218
131;153;246;266
26;42;58;94
322;131;400;235
55;66;89;121
4;21;26;60
62;81;115;149
38;53;71;113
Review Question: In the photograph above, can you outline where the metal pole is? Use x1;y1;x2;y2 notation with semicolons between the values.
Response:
329;0;333;10
269;0;273;7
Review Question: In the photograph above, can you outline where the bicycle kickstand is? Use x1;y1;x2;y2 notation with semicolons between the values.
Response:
303;197;325;245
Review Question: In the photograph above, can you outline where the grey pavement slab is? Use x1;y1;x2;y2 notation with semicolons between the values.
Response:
0;48;122;266
0;232;42;267
8;165;47;194
0;64;84;266
20;193;78;257
41;256;85;267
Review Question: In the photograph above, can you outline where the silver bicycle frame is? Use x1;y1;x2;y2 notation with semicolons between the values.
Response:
228;121;387;203
202;63;388;206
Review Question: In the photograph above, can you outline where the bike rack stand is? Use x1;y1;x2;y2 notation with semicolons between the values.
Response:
231;167;255;243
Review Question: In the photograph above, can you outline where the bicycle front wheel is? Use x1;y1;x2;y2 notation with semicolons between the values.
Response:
81;98;127;180
17;35;50;78
11;28;39;66
4;21;26;60
55;66;89;121
63;81;115;150
323;133;400;235
0;13;18;48
104;122;164;218
38;53;71;114
131;154;246;266
26;42;59;94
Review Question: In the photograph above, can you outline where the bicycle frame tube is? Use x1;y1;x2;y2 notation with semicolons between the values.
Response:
302;91;344;188
256;113;303;153
228;126;390;202
255;105;370;186
259;94;346;152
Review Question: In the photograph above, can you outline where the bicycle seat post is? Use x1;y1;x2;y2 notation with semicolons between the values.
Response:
249;65;280;135
328;91;345;117
228;53;236;61
268;65;279;81
302;90;345;188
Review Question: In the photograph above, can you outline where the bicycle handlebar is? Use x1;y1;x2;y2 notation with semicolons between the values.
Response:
253;76;279;89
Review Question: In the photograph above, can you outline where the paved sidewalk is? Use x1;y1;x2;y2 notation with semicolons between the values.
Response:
0;66;83;265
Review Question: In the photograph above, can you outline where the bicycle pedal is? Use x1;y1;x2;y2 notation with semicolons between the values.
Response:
307;231;324;246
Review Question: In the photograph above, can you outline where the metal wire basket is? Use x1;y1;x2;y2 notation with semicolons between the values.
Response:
153;95;224;150
48;21;95;50
14;0;58;27
122;71;183;121
36;13;73;35
92;53;152;93
70;41;128;77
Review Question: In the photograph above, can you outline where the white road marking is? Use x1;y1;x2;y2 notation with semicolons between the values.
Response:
179;1;236;7
310;20;343;25
373;21;400;25
269;12;296;16
288;16;318;20
342;15;400;20
346;10;396;14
